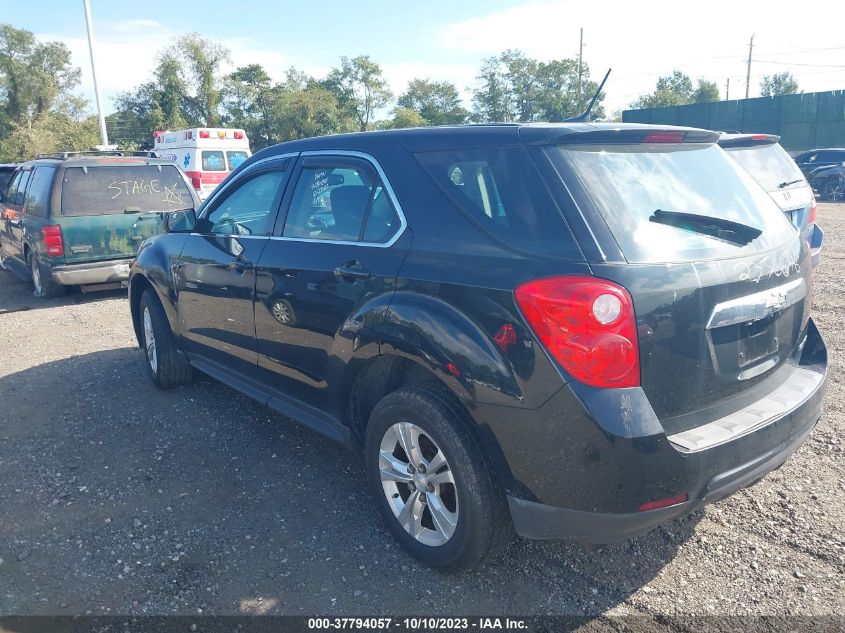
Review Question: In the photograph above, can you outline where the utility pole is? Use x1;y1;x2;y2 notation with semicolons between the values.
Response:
726;78;730;101
83;0;110;148
576;27;583;103
745;34;754;100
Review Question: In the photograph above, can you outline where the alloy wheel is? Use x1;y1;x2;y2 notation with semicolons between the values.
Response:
379;421;459;546
272;300;292;324
143;307;158;374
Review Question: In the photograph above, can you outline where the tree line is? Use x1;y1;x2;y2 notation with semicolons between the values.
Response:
0;23;802;162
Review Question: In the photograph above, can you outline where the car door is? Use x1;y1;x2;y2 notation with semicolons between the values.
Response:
175;157;292;373
2;167;32;268
254;152;410;416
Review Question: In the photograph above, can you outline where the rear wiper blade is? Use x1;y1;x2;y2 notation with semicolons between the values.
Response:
650;209;763;246
778;178;803;189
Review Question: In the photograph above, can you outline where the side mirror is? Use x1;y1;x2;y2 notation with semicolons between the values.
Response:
165;209;197;233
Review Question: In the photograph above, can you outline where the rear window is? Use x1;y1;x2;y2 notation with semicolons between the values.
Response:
414;146;572;256
61;165;194;216
725;143;806;192
202;151;226;171
547;143;797;264
227;151;248;170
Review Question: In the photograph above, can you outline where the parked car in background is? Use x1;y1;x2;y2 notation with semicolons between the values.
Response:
0;163;18;195
808;162;844;202
153;127;251;201
719;133;823;266
129;123;827;571
793;147;845;178
0;151;199;297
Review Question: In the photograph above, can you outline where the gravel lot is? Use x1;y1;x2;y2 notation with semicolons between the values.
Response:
0;204;843;620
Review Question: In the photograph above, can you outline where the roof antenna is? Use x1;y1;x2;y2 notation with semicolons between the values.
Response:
564;68;611;122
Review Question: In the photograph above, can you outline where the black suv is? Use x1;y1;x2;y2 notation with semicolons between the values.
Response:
793;147;845;178
129;124;827;571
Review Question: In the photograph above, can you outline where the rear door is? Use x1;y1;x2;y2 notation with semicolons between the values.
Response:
176;158;292;372
2;167;31;266
57;163;196;263
254;152;410;415
543;136;811;435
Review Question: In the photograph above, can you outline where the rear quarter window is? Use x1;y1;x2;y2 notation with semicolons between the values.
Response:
414;145;573;256
60;165;194;216
24;167;55;217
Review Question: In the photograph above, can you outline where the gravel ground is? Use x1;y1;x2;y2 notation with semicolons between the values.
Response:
0;205;843;620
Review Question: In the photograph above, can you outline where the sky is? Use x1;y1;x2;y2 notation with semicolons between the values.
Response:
4;0;845;119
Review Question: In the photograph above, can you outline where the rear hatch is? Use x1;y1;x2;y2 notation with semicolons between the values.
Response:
542;129;813;435
720;136;814;234
57;162;195;263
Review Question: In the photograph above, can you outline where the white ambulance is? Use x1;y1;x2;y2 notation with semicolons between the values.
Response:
153;128;251;200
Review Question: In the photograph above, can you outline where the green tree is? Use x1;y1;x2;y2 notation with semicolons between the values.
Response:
270;86;350;141
323;56;392;131
471;51;604;122
630;70;694;108
224;64;274;149
760;72;799;97
692;79;720;103
384;106;427;129
169;33;230;126
397;78;467;125
471;56;513;122
0;23;81;136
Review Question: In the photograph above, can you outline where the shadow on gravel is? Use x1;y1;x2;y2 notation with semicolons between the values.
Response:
0;348;701;616
0;267;126;315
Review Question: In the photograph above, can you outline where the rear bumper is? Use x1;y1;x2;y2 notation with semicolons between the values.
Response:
50;259;133;285
508;415;817;542
498;319;827;543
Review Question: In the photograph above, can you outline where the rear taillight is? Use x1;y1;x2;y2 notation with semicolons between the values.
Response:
191;177;202;190
43;224;64;257
515;276;640;388
808;195;817;225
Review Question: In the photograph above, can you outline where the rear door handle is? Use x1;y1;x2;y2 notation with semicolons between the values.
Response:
333;263;371;281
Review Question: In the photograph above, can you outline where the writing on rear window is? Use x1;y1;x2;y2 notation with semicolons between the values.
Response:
61;165;194;216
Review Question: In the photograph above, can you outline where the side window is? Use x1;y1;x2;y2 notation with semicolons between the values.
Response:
282;158;400;243
24;167;55;217
201;169;286;236
5;170;23;203
13;170;32;206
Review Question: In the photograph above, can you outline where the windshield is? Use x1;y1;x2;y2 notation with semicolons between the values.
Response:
61;165;194;216
725;143;806;192
546;143;797;264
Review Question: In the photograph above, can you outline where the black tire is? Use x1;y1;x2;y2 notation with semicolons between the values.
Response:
138;288;192;388
28;251;65;298
364;386;513;572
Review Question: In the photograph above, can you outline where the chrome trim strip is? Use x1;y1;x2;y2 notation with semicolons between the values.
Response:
706;277;805;330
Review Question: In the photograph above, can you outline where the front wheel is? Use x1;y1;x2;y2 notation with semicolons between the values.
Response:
364;386;513;571
139;289;192;388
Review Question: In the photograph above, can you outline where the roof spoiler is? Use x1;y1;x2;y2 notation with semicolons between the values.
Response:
563;68;611;123
551;128;720;146
717;134;780;149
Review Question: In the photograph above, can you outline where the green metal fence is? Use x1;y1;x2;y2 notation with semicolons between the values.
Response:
622;90;845;152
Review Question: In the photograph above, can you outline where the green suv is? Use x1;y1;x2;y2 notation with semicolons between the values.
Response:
0;152;199;297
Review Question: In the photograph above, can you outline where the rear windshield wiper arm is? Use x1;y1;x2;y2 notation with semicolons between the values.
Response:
649;209;763;246
778;178;803;188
